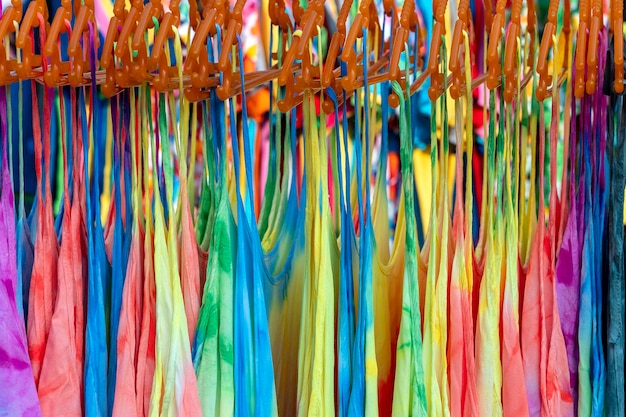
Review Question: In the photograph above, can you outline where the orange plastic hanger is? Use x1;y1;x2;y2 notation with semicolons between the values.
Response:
152;0;182;92
449;0;472;99
388;0;414;84
574;0;590;98
321;0;391;113
387;0;418;107
184;0;282;101
216;0;246;100
101;0;128;97
340;0;379;93
614;0;624;93
526;0;536;67
268;0;293;67
427;0;448;100
535;0;558;101
185;0;278;101
562;0;571;68
114;0;146;88
0;0;23;85
485;0;506;91
287;0;324;82
183;0;223;101
126;0;162;84
321;0;353;101
15;0;48;80
395;0;437;98
189;0;201;31
42;0;72;86
216;0;299;103
585;0;602;94
67;0;98;87
287;0;391;111
277;0;324;111
502;0;522;102
483;0;493;33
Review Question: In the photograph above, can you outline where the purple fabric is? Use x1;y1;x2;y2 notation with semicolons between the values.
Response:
0;87;41;415
555;186;583;405
555;62;585;408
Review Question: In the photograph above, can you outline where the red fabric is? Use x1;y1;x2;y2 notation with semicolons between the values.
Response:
179;186;202;343
27;82;58;389
448;156;478;417
113;225;145;417
38;88;84;417
136;221;156;417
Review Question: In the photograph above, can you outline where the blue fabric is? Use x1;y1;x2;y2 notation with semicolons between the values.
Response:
412;0;433;149
84;32;111;417
12;80;35;323
606;89;625;417
9;82;36;204
231;34;278;417
327;83;355;417
107;92;132;415
348;36;375;416
591;89;607;417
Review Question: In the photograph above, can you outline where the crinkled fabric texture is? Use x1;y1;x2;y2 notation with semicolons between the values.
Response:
0;88;41;417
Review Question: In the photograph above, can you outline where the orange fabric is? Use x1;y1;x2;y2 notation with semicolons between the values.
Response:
113;224;145;416
38;90;85;417
179;171;202;343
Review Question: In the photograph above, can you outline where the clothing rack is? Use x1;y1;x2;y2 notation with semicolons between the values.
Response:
0;0;625;416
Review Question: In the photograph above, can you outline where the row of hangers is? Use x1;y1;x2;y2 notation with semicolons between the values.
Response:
0;0;623;107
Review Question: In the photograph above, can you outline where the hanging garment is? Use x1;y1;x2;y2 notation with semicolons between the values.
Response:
605;36;626;417
194;176;237;417
590;38;608;417
520;82;543;417
390;79;427;417
148;37;203;415
192;95;236;417
230;37;280;417
83;35;111;417
294;92;338;417
521;51;574;417
346;43;379;417
541;87;573;417
448;38;478;417
578;68;596;417
500;93;529;417
555;67;582;406
262;74;306;417
14;79;35;325
135;88;157;417
2;2;626;416
475;90;503;417
371;79;405;417
107;91;134;415
423;87;453;417
175;80;203;344
0;85;42;417
578;35;609;417
113;88;148;417
37;87;86;417
27;79;59;391
326;84;358;417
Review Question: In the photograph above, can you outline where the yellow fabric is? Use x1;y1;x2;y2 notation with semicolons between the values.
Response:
475;90;504;417
296;91;337;417
422;68;452;416
413;149;456;233
100;105;113;224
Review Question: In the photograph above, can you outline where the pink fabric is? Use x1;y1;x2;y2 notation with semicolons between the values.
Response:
113;226;145;416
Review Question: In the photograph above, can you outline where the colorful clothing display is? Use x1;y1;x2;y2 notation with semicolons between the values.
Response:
0;0;625;416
